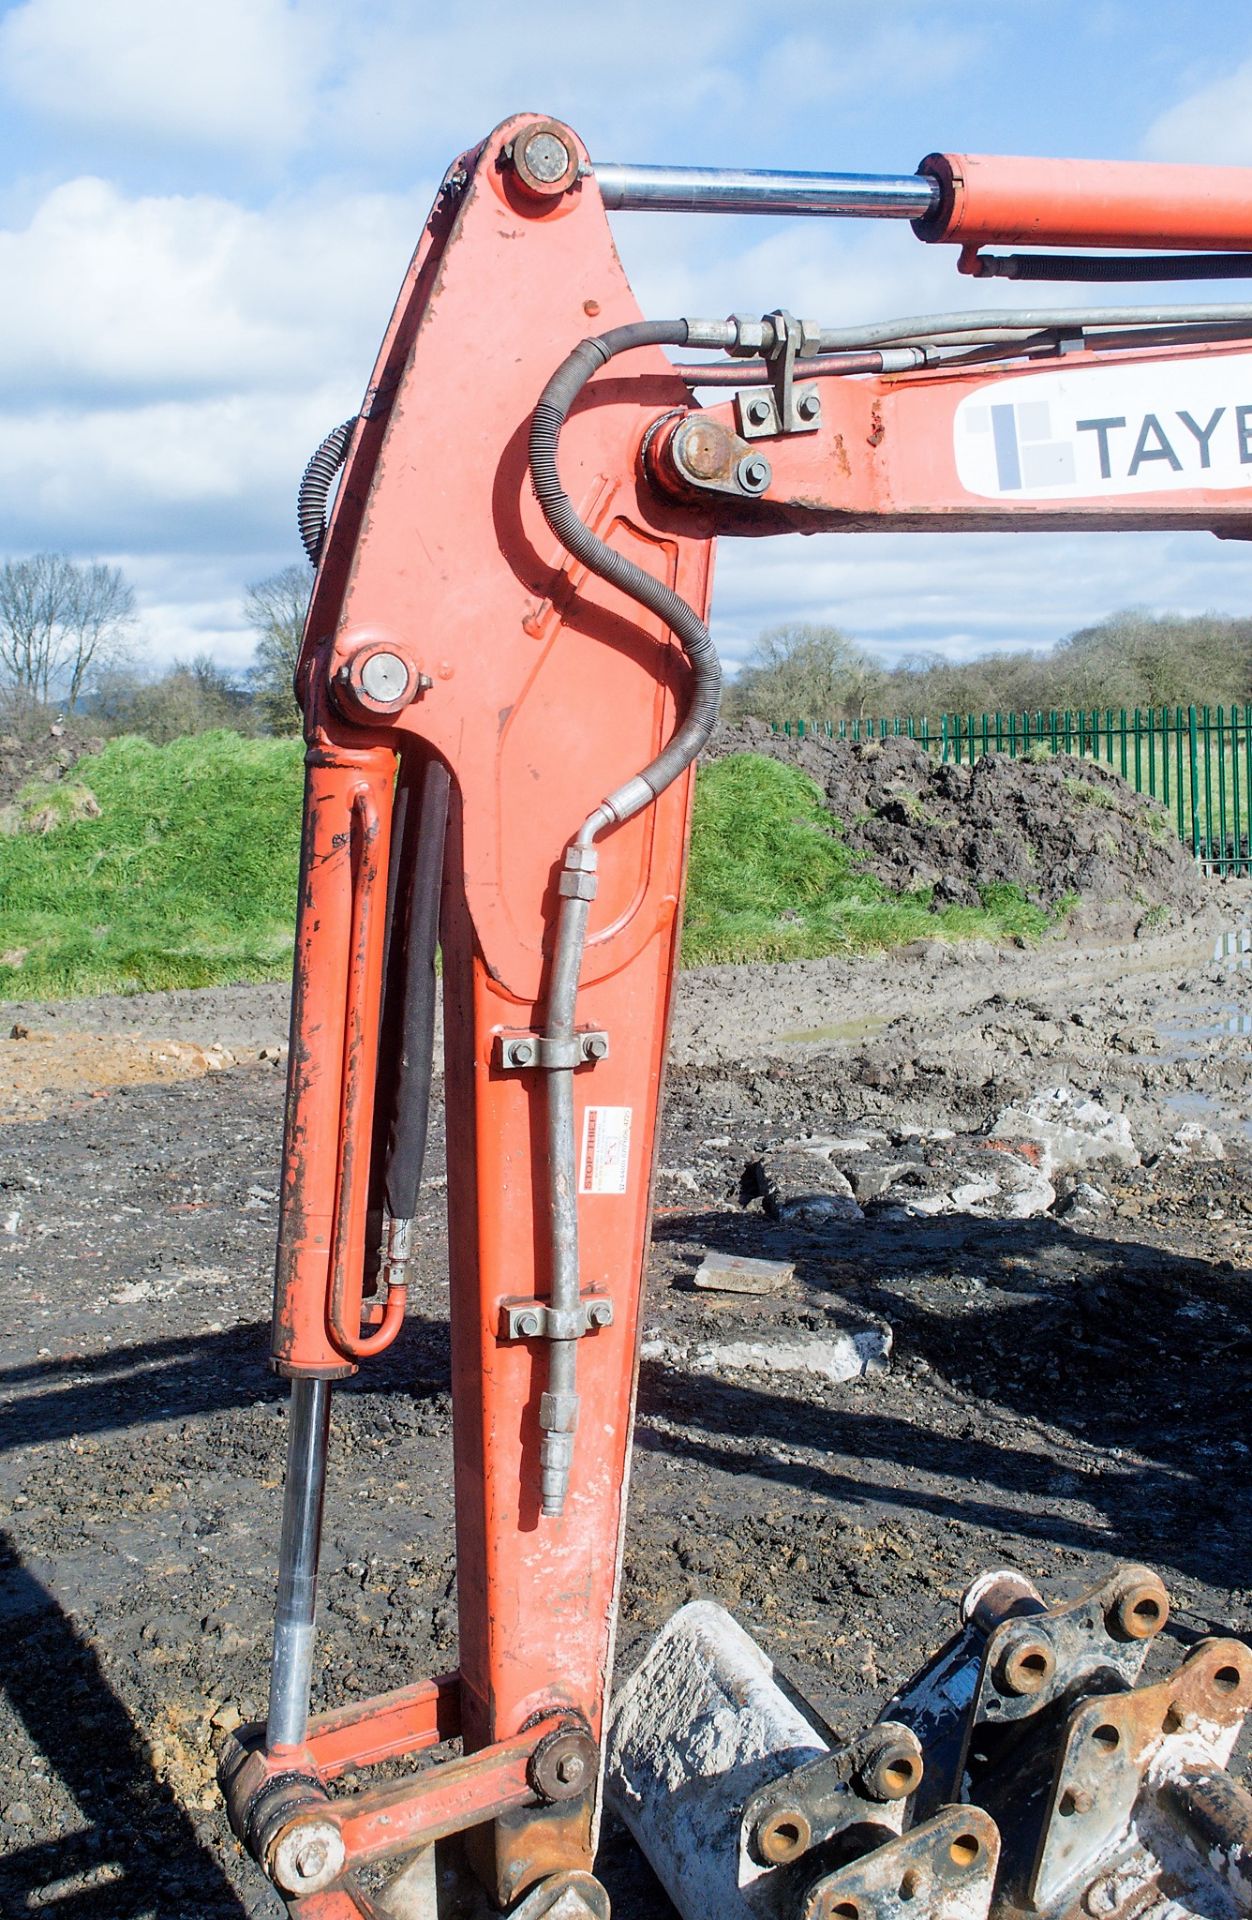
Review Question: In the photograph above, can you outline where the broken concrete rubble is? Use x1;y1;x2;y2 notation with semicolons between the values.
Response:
691;1252;794;1295
639;1327;891;1383
988;1085;1139;1177
1167;1121;1227;1161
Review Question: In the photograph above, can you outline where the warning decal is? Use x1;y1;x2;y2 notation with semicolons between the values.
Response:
579;1105;632;1195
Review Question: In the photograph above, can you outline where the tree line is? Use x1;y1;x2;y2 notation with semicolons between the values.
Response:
726;612;1252;727
1;552;1249;744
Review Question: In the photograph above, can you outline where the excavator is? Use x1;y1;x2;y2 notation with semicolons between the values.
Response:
218;115;1252;1920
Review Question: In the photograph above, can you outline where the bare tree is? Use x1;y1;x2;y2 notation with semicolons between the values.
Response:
726;622;885;724
246;563;310;735
0;553;135;714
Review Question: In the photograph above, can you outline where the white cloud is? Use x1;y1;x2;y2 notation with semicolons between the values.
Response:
0;385;354;553
0;0;323;157
0;176;429;402
1142;58;1252;164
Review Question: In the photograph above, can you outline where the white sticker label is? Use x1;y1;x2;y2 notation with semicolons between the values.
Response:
579;1105;632;1195
953;352;1252;501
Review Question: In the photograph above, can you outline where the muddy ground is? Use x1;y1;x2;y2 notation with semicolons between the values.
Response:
1;899;1250;1917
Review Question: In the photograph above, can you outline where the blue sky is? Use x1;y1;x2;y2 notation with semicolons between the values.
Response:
3;0;1252;679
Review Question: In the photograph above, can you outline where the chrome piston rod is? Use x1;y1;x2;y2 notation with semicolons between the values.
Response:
266;1376;332;1751
591;162;940;220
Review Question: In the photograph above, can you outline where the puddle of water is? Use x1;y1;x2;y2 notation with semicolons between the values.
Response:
1157;1008;1252;1051
779;1015;891;1046
1214;925;1252;971
1164;1089;1252;1142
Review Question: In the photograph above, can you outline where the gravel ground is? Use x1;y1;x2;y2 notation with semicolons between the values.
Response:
0;900;1250;1917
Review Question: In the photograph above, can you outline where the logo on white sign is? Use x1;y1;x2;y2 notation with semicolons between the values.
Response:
954;354;1252;501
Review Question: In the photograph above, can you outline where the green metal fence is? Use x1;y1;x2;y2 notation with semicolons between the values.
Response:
771;704;1252;875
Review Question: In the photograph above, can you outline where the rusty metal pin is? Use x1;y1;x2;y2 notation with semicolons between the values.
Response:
1108;1568;1170;1641
998;1630;1056;1696
756;1805;813;1865
859;1731;923;1802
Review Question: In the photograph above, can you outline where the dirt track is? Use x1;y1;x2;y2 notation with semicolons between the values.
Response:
1;900;1250;1917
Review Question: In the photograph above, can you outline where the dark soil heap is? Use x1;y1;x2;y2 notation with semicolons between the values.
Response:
711;719;1208;925
0;721;104;810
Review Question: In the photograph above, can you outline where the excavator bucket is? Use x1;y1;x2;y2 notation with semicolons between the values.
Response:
605;1566;1252;1920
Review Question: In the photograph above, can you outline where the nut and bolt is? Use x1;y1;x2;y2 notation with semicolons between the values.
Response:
516;1311;543;1338
294;1839;328;1879
797;390;822;423
508;1040;536;1067
270;1819;345;1896
745;396;772;427
736;454;772;495
581;1034;608;1061
587;1301;613;1328
555;1752;587;1788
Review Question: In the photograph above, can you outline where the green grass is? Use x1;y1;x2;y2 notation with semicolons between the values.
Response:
0;740;1066;1001
0;732;305;997
680;754;1055;965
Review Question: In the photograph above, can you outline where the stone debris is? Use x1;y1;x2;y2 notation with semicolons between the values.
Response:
1167;1121;1226;1161
988;1086;1139;1177
1054;1179;1114;1223
640;1327;891;1383
692;1252;794;1295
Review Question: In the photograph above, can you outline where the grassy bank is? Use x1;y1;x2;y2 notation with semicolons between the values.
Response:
683;753;1052;964
0;739;1057;1000
0;733;305;998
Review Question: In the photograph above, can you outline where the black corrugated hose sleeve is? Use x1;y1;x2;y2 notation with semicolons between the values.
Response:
529;320;722;811
298;415;357;566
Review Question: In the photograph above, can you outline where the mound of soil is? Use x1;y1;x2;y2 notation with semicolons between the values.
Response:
0;721;105;812
712;720;1208;927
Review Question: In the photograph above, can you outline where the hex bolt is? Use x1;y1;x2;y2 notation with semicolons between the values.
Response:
745;396;772;426
587;1302;613;1328
797;390;822;422
736;454;772;495
555;1752;586;1787
294;1839;328;1880
508;1040;536;1067
270;1819;345;1897
516;1311;543;1338
522;130;572;184
582;1034;608;1061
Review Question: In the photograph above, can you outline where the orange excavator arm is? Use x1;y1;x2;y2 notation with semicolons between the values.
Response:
219;117;1252;1920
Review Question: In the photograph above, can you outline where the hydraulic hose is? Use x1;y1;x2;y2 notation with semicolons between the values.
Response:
530;320;722;826
526;319;723;1518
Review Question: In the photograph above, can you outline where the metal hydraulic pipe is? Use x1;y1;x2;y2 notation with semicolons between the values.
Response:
591;162;939;220
266;1377;332;1751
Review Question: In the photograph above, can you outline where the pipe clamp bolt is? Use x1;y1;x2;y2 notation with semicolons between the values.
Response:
737;454;772;495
